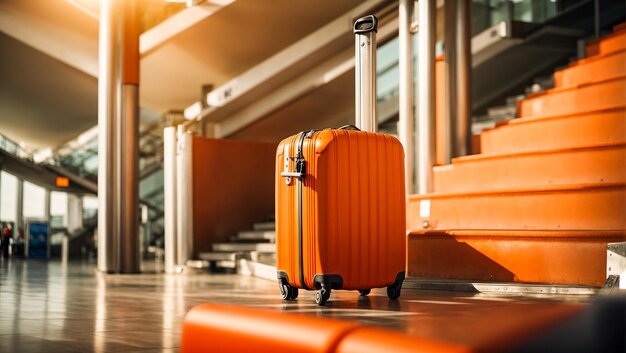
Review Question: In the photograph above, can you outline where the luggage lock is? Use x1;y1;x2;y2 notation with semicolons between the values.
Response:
281;149;305;185
281;157;305;185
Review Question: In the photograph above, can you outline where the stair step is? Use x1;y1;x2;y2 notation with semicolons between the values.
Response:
407;229;626;287
407;183;626;231
433;143;626;193
487;105;517;121
253;221;276;231
519;76;626;119
198;252;241;261
237;259;277;281
250;251;276;266
586;28;626;57
211;242;276;253
554;50;626;89
480;108;626;155
237;230;276;240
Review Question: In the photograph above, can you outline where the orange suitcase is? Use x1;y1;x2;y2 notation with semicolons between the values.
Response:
275;127;406;305
275;16;406;305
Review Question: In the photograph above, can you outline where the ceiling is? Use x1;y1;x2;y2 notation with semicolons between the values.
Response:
0;0;364;151
140;0;363;113
0;32;98;149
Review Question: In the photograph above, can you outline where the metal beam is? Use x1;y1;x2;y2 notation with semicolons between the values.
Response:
201;0;394;123
213;16;399;138
140;1;235;56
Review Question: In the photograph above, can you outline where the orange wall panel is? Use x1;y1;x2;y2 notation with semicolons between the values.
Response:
191;137;277;257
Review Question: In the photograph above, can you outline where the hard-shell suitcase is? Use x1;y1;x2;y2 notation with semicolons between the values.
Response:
275;15;406;305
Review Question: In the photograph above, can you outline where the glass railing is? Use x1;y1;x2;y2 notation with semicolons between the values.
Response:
374;0;596;133
472;0;586;35
44;121;167;224
0;133;34;161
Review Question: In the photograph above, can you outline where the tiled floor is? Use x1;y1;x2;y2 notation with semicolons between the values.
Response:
0;259;594;352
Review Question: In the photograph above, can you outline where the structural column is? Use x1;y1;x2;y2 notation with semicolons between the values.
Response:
119;0;141;273
163;127;177;274
416;0;437;194
398;0;415;194
98;0;140;273
454;0;472;158
97;0;119;273
444;0;471;163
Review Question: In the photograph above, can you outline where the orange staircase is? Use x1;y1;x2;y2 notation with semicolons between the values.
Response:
407;23;626;287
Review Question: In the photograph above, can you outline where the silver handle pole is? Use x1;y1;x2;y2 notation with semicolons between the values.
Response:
354;15;378;133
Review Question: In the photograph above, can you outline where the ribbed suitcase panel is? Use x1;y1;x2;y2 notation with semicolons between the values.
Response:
276;130;406;291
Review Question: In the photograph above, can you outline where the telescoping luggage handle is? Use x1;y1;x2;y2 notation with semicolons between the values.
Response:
354;15;378;133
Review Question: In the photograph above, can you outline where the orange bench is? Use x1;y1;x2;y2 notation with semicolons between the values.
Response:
180;303;358;353
336;328;471;353
180;304;473;353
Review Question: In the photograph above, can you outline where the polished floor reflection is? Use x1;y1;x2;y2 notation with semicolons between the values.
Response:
0;259;594;352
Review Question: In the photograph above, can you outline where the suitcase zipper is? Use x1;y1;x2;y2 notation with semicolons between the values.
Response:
295;130;312;290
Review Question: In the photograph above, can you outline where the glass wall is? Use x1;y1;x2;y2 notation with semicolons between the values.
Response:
50;191;68;228
23;181;46;219
1;171;18;222
83;195;98;223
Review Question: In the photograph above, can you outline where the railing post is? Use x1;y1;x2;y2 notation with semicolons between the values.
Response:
417;0;437;194
399;0;415;194
594;0;600;40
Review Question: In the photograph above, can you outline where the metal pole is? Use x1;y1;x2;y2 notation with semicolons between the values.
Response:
163;127;177;274
354;15;378;132
417;0;437;194
594;0;600;40
119;0;140;273
444;0;457;164
97;0;119;273
399;0;415;194
454;0;472;157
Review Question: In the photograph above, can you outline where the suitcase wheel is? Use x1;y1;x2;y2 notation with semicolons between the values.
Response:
279;280;299;300
358;289;371;296
315;288;331;306
386;281;403;300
